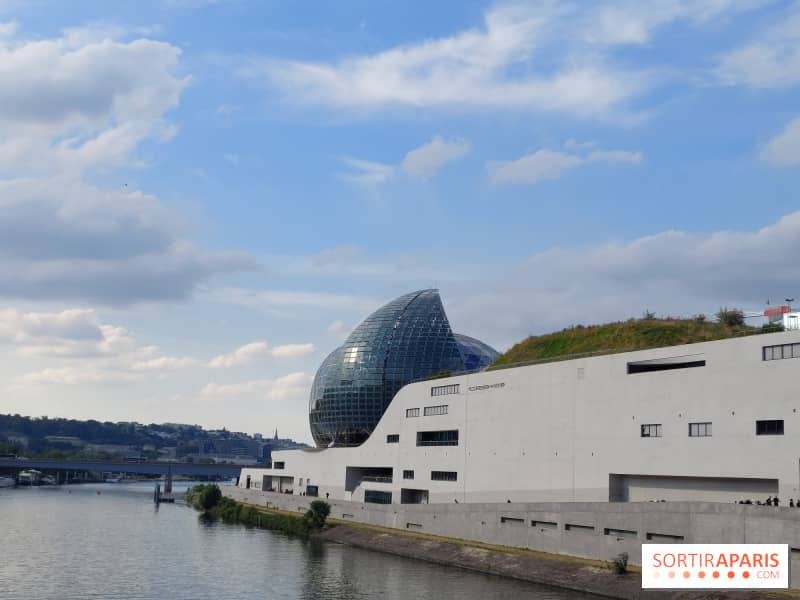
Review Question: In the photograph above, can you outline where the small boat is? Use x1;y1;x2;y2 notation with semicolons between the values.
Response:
105;475;123;483
17;469;42;486
40;475;57;486
0;476;15;488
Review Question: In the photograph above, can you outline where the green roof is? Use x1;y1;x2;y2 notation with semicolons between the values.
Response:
490;317;772;370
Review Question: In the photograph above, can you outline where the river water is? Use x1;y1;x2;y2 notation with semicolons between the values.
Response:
0;482;595;600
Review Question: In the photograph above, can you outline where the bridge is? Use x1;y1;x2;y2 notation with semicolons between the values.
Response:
0;458;245;479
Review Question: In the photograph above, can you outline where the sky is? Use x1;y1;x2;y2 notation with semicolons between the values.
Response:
1;0;799;443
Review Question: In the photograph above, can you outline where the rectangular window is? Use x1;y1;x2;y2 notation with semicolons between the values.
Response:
756;419;784;435
423;404;448;416
763;343;800;361
431;384;459;397
305;485;319;497
431;470;457;482
406;408;420;418
627;356;705;374
640;424;662;438
416;430;459;446
688;422;712;437
403;470;414;480
273;461;285;469
386;434;399;443
364;490;392;504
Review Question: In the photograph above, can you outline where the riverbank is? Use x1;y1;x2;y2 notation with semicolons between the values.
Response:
316;520;798;600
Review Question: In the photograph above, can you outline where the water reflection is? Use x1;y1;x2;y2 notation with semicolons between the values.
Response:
1;483;593;600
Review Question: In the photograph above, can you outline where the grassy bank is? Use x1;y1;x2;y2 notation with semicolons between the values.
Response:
492;314;769;368
186;484;330;536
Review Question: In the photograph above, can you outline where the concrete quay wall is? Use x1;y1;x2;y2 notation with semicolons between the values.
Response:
224;487;800;566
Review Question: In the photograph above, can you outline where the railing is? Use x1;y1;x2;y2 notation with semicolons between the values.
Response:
360;475;393;484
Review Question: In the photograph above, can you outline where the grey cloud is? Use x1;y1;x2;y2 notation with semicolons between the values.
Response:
444;212;800;350
0;179;256;305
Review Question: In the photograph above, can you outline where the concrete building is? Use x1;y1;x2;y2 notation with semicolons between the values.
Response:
240;328;800;505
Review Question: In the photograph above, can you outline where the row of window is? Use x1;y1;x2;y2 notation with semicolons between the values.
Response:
406;404;449;418
640;419;784;438
763;343;800;361
395;469;457;482
387;429;460;446
431;383;459;396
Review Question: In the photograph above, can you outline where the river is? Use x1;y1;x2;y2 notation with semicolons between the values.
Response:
0;482;595;600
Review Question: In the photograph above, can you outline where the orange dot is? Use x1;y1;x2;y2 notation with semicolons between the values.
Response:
683;571;691;578
712;571;720;579
653;571;661;579
728;571;735;579
668;571;676;579
698;571;706;579
742;571;750;579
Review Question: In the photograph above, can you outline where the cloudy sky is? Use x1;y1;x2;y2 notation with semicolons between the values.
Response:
1;0;799;443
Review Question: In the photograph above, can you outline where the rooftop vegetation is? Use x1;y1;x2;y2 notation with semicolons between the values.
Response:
491;309;780;369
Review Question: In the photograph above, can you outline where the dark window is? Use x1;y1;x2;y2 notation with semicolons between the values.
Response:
756;420;784;435
416;430;459;446
406;408;420;418
431;384;459;397
688;422;712;437
364;490;392;504
424;404;448;416
306;485;319;497
403;470;414;480
386;434;399;443
640;424;662;438
763;343;800;361
273;461;285;469
627;357;705;374
431;470;457;482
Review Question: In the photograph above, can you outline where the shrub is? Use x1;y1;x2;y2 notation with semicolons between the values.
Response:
304;500;331;530
716;307;745;327
199;484;222;510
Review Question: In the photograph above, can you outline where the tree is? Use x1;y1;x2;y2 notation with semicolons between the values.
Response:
199;484;222;510
716;307;744;327
303;500;331;530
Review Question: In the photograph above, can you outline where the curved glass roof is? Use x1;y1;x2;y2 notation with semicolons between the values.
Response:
308;289;499;447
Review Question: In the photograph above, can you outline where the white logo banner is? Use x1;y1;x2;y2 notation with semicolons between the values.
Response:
642;544;789;589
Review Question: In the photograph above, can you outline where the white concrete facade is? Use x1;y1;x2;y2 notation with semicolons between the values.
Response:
240;330;800;505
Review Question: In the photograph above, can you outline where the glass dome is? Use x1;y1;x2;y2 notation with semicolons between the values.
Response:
309;290;499;447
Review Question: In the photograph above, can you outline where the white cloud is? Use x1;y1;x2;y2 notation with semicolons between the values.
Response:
326;320;349;336
200;372;312;399
209;340;315;367
446;210;800;349
132;356;196;371
0;20;16;37
717;9;800;88
0;26;188;176
245;4;646;118
488;146;641;184
269;342;315;358
0;26;253;305
244;2;768;119
586;0;770;46
401;136;470;178
760;116;800;165
0;177;254;305
4;306;197;385
338;157;394;187
209;341;268;368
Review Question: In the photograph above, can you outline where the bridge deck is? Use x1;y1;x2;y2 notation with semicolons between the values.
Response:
0;459;245;477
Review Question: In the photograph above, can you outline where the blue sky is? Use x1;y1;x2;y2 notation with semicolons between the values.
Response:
1;0;799;442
